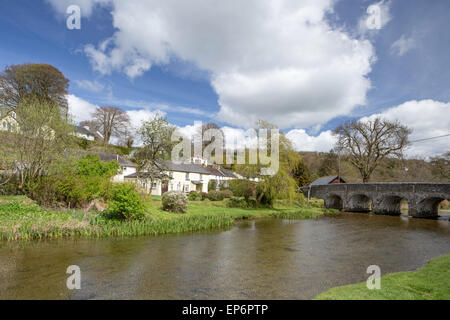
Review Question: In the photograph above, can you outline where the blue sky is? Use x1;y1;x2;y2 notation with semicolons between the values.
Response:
0;0;449;156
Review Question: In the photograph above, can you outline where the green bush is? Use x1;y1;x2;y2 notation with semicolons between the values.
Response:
188;191;201;201
227;196;257;208
200;192;208;200
106;183;145;220
221;189;233;198
208;179;217;191
207;190;225;201
28;155;120;208
229;179;256;200
162;191;187;213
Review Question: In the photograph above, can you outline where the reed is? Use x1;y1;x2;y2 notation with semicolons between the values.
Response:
0;196;333;241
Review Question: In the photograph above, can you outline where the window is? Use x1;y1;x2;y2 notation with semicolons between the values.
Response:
152;182;157;188
169;171;173;178
177;183;181;191
2;122;6;130
10;112;16;119
185;184;190;192
123;167;127;171
170;183;173;190
200;174;203;181
185;172;189;180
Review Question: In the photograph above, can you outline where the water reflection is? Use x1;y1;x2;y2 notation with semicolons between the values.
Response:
0;212;449;299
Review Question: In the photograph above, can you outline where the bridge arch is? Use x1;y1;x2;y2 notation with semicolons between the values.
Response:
346;194;372;213
413;197;449;218
324;194;343;210
373;195;410;216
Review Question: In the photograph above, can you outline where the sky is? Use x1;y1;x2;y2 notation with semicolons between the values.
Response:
0;0;449;158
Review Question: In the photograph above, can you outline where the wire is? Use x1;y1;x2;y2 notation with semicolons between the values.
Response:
409;134;450;144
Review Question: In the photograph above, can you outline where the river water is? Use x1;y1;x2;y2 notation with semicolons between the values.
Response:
0;212;449;299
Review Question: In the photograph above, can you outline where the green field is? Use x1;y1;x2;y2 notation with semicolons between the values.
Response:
315;254;450;300
0;196;333;241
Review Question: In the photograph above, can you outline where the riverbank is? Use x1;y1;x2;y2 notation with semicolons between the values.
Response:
315;254;450;300
0;196;334;241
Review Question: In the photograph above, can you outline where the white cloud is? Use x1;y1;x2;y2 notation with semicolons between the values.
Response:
75;80;105;92
390;35;415;56
361;100;450;158
286;129;336;152
48;0;375;129
67;94;98;123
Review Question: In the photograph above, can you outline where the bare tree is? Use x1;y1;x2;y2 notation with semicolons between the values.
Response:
333;117;411;182
92;106;130;143
0;63;69;116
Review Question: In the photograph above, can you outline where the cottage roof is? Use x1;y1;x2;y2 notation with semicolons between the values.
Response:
310;176;346;186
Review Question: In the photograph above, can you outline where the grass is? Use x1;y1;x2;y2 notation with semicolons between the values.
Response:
315;254;450;300
0;196;335;241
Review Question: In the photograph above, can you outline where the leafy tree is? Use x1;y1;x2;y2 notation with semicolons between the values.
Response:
333;117;411;182
318;150;339;177
91;106;130;143
133;114;176;193
1;96;74;191
291;158;312;187
0;63;69;115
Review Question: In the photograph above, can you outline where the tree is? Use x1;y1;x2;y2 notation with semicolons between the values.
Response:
92;106;130;143
133;114;176;193
430;151;450;180
318;150;339;177
333;117;411;182
291;158;312;187
0;64;69;115
0;96;74;191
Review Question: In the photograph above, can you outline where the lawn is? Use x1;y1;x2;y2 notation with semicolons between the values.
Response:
315;254;450;300
0;196;334;241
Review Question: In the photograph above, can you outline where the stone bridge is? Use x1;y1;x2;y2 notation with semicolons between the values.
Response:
301;183;450;218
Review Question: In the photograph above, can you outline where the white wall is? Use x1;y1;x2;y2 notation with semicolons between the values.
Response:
113;166;137;182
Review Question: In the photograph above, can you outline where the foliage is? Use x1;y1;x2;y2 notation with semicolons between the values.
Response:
0;96;75;191
188;191;202;201
221;189;233;198
200;192;208;200
291;158;312;187
229;179;255;200
207;190;225;201
28;155;119;207
208;179;217;191
105;183;145;220
0;63;69;113
162;191;187;213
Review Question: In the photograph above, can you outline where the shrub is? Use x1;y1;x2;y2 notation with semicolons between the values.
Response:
221;189;233;198
188;191;201;201
229;179;256;200
208;179;217;191
227;196;257;208
106;183;145;220
207;190;225;201
200;192;208;200
162;191;187;213
227;197;247;208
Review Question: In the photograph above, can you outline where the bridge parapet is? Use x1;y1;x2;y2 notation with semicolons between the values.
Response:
302;183;450;218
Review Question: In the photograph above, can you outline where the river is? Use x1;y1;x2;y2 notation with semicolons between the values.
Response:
0;212;449;299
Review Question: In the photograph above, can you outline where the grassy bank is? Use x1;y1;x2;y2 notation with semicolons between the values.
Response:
315;254;450;300
0;196;334;241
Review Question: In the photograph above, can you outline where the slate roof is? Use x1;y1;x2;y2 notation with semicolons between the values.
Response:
310;176;345;186
75;126;93;136
82;151;138;167
155;160;212;175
